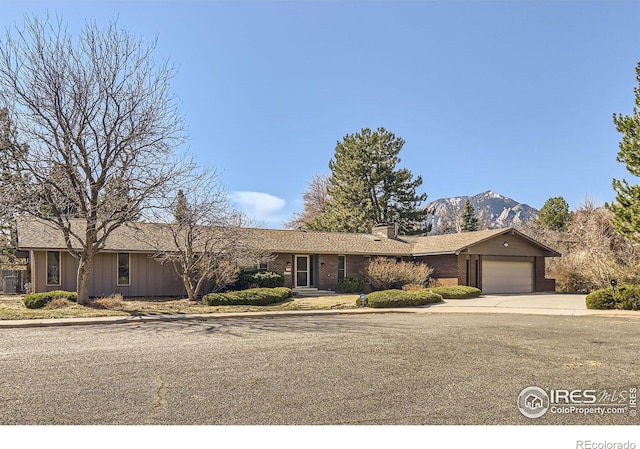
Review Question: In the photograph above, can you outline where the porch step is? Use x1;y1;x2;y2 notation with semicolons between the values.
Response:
292;287;337;297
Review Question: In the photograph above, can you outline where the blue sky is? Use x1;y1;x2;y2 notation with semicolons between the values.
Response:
2;1;640;228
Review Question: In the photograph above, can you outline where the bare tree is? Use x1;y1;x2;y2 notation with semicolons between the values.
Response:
142;169;270;301
543;198;640;292
0;16;189;303
285;173;331;230
0;107;26;261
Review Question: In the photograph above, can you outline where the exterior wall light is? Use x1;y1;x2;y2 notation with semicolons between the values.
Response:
503;242;509;248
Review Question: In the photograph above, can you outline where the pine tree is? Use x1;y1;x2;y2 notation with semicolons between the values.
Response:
608;62;640;241
306;127;428;234
460;200;478;232
537;196;570;232
174;189;190;224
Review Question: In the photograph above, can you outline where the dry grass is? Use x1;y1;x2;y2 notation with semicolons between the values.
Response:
90;294;126;309
0;294;359;320
401;284;426;291
46;298;74;309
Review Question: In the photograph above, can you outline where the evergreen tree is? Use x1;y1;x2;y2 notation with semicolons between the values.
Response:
537;196;570;232
609;62;640;241
460;200;478;232
174;189;190;224
306;127;428;234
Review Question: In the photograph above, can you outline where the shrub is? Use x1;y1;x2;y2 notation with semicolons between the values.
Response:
251;271;285;288
203;287;292;306
363;289;443;308
586;285;640;310
232;269;285;290
337;277;365;293
23;290;78;309
366;258;434;290
429;286;482;299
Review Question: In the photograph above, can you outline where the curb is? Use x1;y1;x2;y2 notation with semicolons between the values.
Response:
2;304;640;329
0;307;415;329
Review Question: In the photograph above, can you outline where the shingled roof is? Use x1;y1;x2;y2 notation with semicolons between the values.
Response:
408;228;560;256
15;217;559;257
15;217;414;256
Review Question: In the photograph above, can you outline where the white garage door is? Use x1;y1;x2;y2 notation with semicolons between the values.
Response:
482;260;534;294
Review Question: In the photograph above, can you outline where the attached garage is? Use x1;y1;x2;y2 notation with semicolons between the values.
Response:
481;259;534;294
411;228;560;293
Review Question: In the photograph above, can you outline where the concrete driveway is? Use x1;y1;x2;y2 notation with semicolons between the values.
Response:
424;293;628;317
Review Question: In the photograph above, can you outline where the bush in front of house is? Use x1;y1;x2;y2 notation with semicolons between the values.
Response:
362;289;443;308
250;270;285;288
366;257;434;290
202;287;293;306
429;286;482;299
586;285;640;310
336;277;365;293
231;269;285;290
23;290;78;309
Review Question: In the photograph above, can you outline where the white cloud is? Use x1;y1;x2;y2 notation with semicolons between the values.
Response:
232;191;287;227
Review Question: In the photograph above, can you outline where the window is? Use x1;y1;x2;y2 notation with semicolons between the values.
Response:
46;251;61;286
117;253;130;286
338;255;346;282
259;262;268;270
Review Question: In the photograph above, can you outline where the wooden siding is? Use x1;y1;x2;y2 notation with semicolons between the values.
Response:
468;234;547;256
32;251;185;297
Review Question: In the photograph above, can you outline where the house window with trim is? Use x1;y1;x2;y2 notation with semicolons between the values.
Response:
337;255;346;282
117;253;130;286
46;251;61;286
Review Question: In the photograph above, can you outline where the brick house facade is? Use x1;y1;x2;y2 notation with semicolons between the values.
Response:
17;218;560;297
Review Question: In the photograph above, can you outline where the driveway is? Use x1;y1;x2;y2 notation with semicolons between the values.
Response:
424;293;638;318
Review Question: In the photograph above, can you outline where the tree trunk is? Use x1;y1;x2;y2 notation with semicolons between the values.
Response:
77;256;92;305
183;274;195;302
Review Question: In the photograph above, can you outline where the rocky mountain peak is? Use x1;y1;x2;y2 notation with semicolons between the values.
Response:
424;191;538;234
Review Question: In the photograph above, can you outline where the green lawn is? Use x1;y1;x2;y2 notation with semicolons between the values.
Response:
0;294;359;320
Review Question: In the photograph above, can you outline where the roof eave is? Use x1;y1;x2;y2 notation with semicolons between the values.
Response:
411;251;459;256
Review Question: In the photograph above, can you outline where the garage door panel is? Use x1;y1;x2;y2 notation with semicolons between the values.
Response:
482;260;533;294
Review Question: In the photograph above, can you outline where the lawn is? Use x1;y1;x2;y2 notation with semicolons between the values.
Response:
0;294;360;320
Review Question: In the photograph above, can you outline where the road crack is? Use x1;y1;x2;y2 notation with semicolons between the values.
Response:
145;374;168;424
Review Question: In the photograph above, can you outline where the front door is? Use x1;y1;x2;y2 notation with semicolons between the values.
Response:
295;255;309;287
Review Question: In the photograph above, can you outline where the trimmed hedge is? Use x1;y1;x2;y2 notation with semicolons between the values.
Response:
429;286;482;299
202;287;293;306
231;269;285;290
337;277;365;293
586;285;640;310
23;290;78;309
363;289;443;308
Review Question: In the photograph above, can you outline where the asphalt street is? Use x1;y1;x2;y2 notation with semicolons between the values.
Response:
1;313;639;425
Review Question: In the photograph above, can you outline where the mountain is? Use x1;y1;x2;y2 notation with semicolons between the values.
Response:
424;190;539;234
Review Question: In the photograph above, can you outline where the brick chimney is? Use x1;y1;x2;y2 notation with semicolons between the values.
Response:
372;223;396;239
